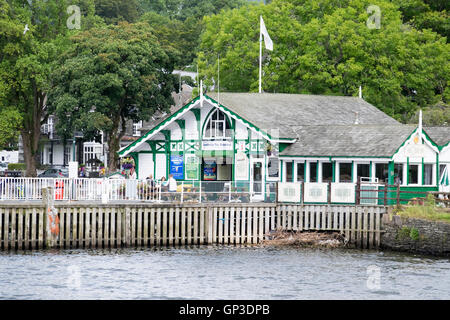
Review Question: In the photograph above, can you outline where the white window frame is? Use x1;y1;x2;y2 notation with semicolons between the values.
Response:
203;109;232;140
83;142;103;167
133;121;143;137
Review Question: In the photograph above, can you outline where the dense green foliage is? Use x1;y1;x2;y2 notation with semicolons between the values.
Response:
197;0;449;121
94;0;139;24
48;22;179;171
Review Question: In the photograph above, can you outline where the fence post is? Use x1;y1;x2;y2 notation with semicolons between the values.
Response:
301;181;305;204
42;187;58;249
327;181;332;204
275;182;279;204
229;182;232;203
384;182;388;206
181;181;184;203
356;180;360;205
199;181;202;203
207;206;213;244
396;184;400;207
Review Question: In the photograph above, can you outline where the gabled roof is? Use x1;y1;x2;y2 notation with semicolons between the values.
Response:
423;127;450;147
207;92;399;139
119;92;404;157
281;125;416;157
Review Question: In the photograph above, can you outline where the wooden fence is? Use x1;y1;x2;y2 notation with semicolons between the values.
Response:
0;203;386;251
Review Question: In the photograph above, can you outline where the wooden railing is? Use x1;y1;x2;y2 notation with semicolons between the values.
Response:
356;181;449;207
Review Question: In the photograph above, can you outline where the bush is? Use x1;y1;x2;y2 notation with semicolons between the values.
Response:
7;163;26;171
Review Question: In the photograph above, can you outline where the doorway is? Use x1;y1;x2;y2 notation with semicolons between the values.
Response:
251;158;265;201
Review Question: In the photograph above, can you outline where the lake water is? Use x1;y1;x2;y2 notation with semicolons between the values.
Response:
0;246;449;300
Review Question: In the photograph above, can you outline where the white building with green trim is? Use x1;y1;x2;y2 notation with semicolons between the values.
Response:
119;92;450;202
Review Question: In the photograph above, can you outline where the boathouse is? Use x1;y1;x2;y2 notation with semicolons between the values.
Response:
118;92;450;202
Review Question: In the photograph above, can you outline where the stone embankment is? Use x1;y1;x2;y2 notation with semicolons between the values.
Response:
380;214;450;257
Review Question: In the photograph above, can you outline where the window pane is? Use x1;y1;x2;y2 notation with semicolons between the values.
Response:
339;163;352;183
394;164;403;185
440;164;446;177
217;121;224;137
408;164;419;184
310;162;318;182
424;164;433;185
297;163;304;182
375;163;389;183
286;162;293;182
322;162;333;182
268;157;279;178
357;164;370;182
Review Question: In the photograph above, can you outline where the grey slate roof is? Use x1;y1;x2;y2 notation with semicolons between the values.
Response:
424;127;450;146
207;92;399;139
281;125;416;157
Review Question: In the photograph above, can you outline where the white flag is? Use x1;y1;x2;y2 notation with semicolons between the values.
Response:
260;16;273;51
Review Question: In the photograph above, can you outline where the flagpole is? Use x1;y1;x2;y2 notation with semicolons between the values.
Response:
259;16;262;94
218;54;220;105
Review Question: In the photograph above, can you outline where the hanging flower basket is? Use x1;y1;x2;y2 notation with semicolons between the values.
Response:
121;157;134;170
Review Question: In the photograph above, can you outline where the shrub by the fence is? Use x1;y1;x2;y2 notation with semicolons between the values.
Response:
7;163;26;171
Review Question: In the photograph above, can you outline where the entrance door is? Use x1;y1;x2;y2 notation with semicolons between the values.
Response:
251;158;265;201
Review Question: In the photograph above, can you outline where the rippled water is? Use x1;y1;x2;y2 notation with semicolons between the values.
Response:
0;246;449;300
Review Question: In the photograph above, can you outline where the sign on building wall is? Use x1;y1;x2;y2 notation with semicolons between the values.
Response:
185;154;199;180
202;140;233;150
331;183;356;203
235;152;249;180
278;182;301;203
170;155;184;180
304;183;328;203
203;160;217;181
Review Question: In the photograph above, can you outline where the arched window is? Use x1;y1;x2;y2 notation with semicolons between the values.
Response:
203;109;232;139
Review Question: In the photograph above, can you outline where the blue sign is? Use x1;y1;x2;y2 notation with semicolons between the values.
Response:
170;155;184;180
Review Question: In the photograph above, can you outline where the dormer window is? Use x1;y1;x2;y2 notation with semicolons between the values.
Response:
203;109;231;139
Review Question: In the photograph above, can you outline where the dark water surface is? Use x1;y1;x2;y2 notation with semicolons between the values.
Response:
1;246;449;299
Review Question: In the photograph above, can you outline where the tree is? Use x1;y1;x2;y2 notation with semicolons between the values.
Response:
137;0;248;68
48;22;179;172
0;0;100;176
0;107;21;150
393;0;449;40
139;11;201;68
197;0;449;121
94;0;140;24
137;0;246;20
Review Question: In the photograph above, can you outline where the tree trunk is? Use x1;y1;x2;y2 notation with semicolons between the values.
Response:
21;87;46;177
107;135;120;173
21;130;39;177
106;112;126;173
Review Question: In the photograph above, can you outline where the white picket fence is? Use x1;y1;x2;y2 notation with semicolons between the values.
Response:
0;178;272;203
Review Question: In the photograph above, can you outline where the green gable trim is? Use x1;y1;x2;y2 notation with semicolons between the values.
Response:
392;127;440;158
118;96;200;156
